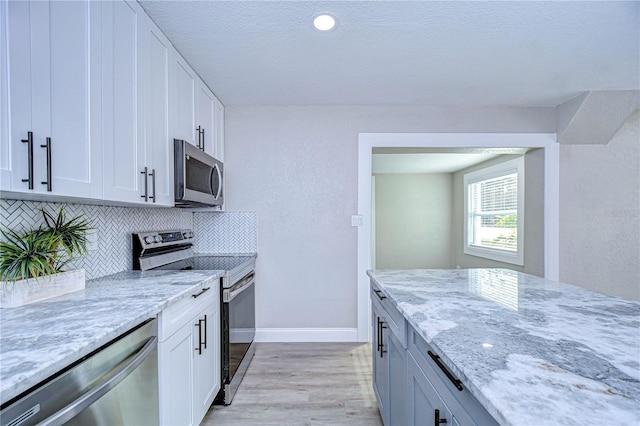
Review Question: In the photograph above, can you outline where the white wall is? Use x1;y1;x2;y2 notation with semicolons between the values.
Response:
224;105;554;338
374;173;453;269
559;111;640;301
451;151;545;277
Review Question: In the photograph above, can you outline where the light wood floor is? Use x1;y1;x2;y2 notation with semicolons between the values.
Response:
202;342;383;426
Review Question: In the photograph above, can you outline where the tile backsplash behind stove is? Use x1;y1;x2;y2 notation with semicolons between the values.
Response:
193;211;257;254
1;200;258;280
0;199;192;279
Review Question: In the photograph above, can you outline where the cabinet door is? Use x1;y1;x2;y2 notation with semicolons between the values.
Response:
388;328;407;426
407;353;453;426
159;322;194;426
372;303;389;425
0;0;11;191
192;300;221;425
196;81;215;156
5;0;101;197
170;53;197;146
101;0;146;204
142;15;173;206
213;95;225;161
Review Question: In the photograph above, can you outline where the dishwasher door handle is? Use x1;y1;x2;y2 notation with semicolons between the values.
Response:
39;336;158;426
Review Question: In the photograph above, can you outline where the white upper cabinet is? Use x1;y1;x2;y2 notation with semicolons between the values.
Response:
170;50;225;161
170;53;198;147
101;0;145;204
213;95;225;162
102;0;173;206
3;0;102;198
2;0;222;206
196;81;215;156
141;13;173;206
1;1;11;191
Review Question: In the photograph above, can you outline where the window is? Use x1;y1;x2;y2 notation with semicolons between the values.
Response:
463;157;524;265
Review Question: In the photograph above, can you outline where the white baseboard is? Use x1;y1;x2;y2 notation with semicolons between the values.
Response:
255;327;359;342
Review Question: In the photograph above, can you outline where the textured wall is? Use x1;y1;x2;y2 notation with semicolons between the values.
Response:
224;105;555;331
559;111;640;301
374;173;453;269
0;199;192;279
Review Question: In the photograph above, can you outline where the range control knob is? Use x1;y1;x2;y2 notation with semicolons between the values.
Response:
154;235;162;243
144;235;155;244
183;231;193;239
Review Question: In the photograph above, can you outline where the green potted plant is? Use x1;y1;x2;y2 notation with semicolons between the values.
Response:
0;206;92;308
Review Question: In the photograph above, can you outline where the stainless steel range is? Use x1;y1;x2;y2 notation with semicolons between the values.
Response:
132;230;256;405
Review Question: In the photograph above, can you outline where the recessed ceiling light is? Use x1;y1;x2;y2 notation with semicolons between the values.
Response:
313;14;336;32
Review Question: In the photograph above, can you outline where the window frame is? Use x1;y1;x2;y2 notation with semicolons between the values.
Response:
463;157;525;265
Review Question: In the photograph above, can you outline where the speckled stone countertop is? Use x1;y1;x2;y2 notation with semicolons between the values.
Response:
367;268;640;426
0;269;224;405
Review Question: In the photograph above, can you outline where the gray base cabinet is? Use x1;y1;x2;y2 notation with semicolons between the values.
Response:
372;295;407;426
371;280;497;426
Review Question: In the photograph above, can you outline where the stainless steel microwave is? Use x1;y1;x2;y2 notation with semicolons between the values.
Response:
174;139;223;208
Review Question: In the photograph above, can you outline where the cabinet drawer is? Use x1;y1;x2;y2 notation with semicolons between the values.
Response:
371;281;407;348
158;281;218;342
408;330;497;426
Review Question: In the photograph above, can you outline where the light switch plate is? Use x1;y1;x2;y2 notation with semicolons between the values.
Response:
351;215;363;227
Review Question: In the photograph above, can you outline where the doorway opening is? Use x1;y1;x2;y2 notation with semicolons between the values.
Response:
356;133;559;342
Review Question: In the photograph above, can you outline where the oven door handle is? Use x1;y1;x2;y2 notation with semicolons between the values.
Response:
224;273;255;303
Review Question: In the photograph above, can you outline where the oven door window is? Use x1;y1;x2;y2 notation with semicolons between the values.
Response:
227;281;255;378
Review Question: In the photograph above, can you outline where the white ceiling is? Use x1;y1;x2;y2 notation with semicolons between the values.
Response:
140;1;639;107
373;153;502;174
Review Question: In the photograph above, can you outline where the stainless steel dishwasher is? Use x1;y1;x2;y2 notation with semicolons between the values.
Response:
0;319;159;426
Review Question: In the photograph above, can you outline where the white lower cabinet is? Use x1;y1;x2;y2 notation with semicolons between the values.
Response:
158;280;221;426
370;280;498;426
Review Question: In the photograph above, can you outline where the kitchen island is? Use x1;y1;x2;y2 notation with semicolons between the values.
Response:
0;269;224;405
368;268;640;425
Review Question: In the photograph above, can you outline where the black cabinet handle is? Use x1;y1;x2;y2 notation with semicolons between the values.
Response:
203;314;207;349
196;126;204;150
435;409;447;425
191;287;210;298
194;319;203;355
376;317;381;355
40;137;52;191
21;131;34;189
149;168;156;202
373;289;387;300
428;350;463;391
140;167;148;201
377;317;387;358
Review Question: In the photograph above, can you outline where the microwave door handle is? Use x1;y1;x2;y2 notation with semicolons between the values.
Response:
215;164;222;200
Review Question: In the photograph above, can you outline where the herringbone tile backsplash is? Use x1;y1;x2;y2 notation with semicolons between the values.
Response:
1;200;258;279
0;199;192;279
193;211;257;254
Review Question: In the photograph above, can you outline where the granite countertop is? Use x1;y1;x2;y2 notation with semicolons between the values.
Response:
0;269;224;405
367;268;640;426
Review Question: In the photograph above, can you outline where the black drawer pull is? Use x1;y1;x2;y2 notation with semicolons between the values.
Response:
428;350;463;391
435;409;447;425
192;287;211;298
373;289;387;300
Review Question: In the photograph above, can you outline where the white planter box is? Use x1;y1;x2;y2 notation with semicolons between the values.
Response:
0;269;86;308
